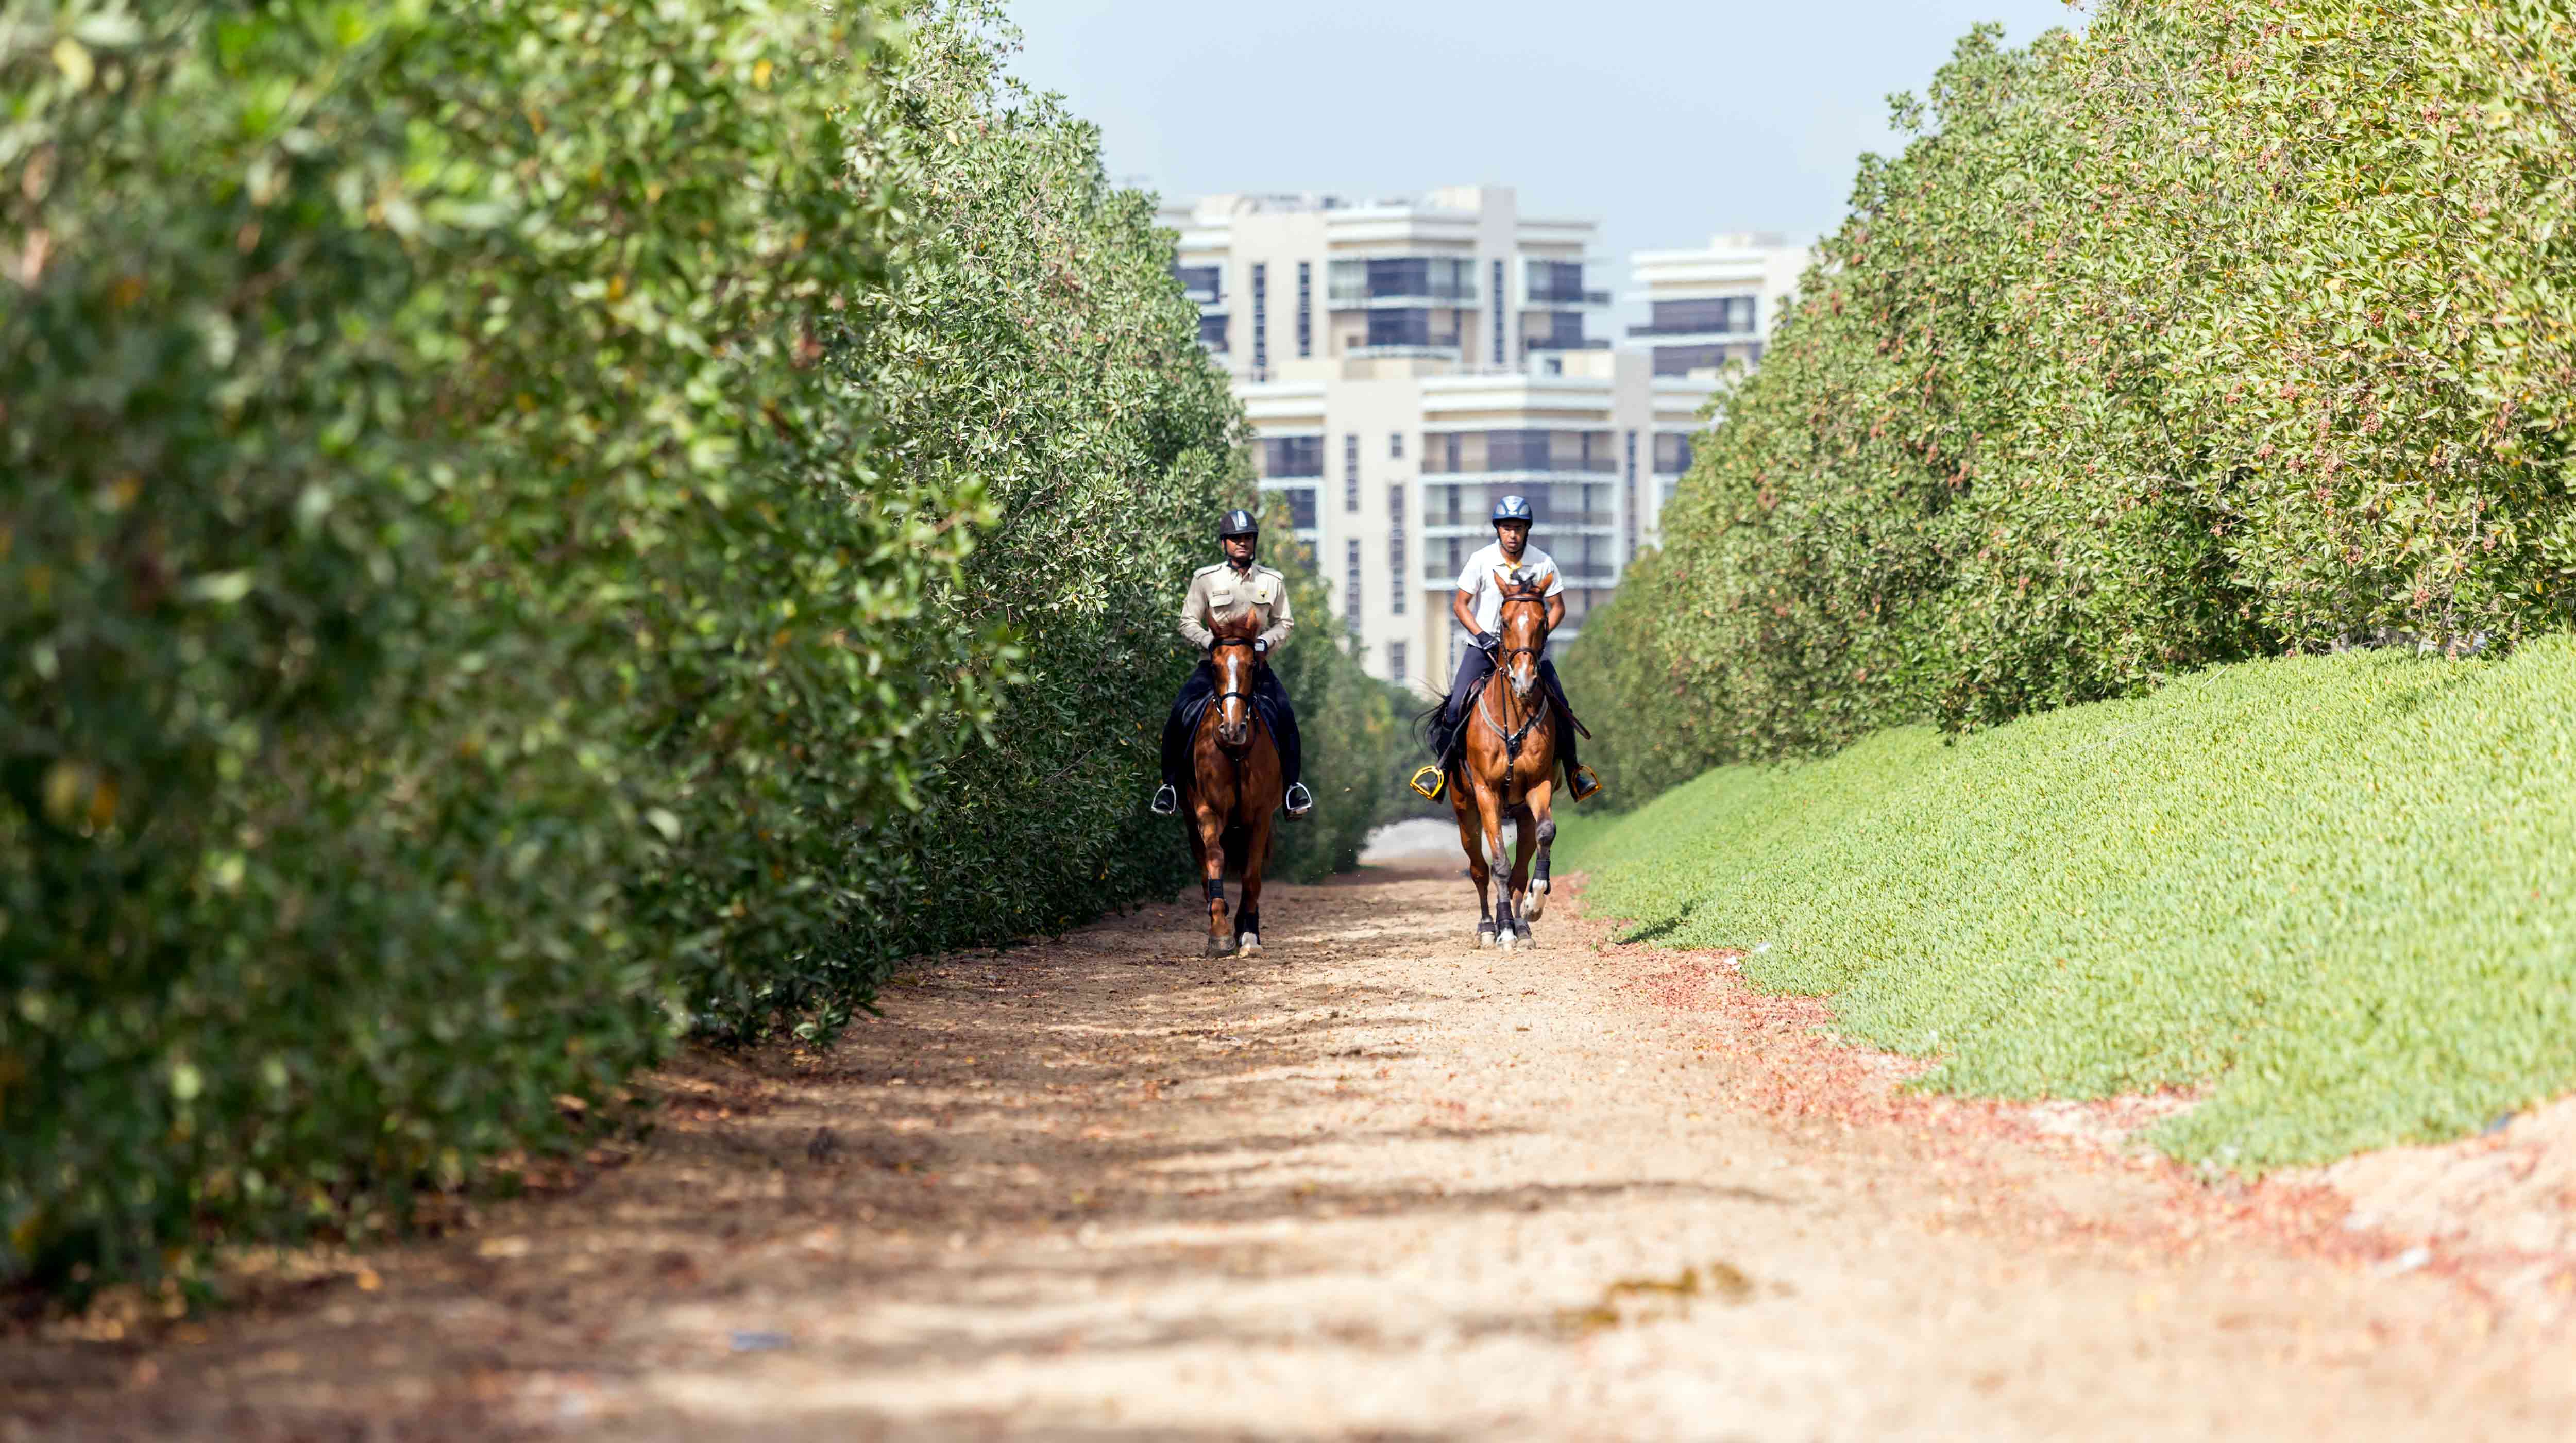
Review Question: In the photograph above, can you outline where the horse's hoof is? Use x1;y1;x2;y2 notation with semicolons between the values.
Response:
1514;921;1533;944
1497;933;1518;952
1238;934;1261;957
1476;925;1496;948
1207;936;1235;958
1526;890;1547;921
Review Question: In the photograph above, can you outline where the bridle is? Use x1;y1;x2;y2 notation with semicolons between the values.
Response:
1208;634;1265;758
1475;589;1552;800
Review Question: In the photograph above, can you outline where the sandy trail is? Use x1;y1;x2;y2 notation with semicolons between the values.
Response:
8;865;2572;1440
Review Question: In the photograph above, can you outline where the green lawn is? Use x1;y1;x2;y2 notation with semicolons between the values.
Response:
1558;640;2576;1173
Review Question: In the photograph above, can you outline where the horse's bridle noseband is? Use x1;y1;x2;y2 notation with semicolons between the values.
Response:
1490;590;1550;672
1207;636;1268;759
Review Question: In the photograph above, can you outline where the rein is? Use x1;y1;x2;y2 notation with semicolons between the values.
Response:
1475;593;1551;802
1203;637;1269;786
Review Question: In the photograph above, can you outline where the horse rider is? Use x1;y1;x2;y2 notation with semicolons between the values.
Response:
1426;494;1601;801
1151;508;1316;820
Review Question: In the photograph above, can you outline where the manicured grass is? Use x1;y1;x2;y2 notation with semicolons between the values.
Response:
1558;641;2576;1173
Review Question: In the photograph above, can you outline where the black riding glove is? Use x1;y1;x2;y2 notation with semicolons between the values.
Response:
1252;639;1270;656
1473;631;1499;653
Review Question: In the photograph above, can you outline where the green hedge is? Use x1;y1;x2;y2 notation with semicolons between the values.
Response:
1;0;1389;1297
1562;640;2576;1174
1566;1;2576;801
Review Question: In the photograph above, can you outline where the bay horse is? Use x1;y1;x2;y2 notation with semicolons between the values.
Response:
1445;573;1558;950
1184;611;1283;957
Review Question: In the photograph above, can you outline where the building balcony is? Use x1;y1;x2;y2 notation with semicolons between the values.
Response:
1523;337;1611;354
1329;288;1477;308
1348;342;1463;360
1525;288;1613;307
1420;462;1618;478
1625;322;1758;339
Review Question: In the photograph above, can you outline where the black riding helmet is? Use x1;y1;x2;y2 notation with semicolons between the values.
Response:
1217;508;1259;540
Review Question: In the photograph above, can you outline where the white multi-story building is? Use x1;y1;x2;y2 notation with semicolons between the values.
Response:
1626;231;1808;379
1165;187;1802;694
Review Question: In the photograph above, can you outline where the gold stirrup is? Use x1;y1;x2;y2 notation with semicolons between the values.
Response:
1407;764;1447;802
1569;765;1603;802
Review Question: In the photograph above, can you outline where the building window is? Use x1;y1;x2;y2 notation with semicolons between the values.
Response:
1343;434;1360;513
1284;486;1319;529
1344;538;1363;635
1443;432;1463;472
1639;296;1756;335
1197;312;1229;352
1389;431;1405;460
1525;259;1591;305
1363;308;1455;350
1490;259;1505;366
1258;435;1325;478
1172;264;1223;305
1251;262;1268;375
1296;261;1312;359
1654;432;1694;474
1623;429;1639;559
1387;483;1408;617
1389;641;1408;683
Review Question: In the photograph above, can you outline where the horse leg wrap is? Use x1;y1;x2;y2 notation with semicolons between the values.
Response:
1204;878;1226;902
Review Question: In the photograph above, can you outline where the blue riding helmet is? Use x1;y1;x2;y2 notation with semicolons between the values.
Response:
1490;495;1534;526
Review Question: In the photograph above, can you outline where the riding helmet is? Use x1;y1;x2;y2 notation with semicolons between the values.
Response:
1490;494;1534;526
1217;508;1260;540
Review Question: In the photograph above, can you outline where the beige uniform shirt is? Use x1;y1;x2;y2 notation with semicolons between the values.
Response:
1179;561;1293;651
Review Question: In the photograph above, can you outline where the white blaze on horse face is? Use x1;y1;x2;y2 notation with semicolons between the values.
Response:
1216;643;1253;745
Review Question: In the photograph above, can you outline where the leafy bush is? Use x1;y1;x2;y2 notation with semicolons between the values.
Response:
1570;2;2576;799
2;0;1384;1296
1563;640;2576;1173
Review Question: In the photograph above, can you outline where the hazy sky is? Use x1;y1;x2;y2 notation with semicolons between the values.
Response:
1006;0;2087;304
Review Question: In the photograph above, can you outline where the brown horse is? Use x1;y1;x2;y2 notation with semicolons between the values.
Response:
1184;611;1284;957
1446;573;1558;950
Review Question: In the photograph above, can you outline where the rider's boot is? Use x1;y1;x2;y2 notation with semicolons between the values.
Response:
1568;765;1602;803
1283;782;1314;818
1150;782;1179;817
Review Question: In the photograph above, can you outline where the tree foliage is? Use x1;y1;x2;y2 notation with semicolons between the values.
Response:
1566;1;2576;801
1;0;1397;1295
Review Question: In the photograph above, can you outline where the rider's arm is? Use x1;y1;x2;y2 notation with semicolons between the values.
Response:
1257;575;1293;651
1177;573;1216;651
1450;588;1481;638
1545;594;1567;632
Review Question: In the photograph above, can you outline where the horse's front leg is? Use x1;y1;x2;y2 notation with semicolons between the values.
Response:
1452;791;1495;946
1191;794;1233;958
1236;807;1272;958
1518;779;1555;928
1476;780;1517;951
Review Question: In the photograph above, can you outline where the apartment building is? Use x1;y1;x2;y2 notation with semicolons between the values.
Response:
1165;187;1798;695
1627;231;1808;378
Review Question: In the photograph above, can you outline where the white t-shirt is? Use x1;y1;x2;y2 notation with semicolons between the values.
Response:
1455;541;1564;633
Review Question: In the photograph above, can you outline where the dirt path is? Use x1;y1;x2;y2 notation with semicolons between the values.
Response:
10;866;2574;1440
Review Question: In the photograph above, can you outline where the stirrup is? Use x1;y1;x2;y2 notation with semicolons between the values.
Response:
1407;764;1446;802
1283;782;1314;818
1149;783;1178;817
1568;765;1603;802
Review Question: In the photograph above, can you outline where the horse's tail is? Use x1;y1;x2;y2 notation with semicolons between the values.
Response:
1412;694;1452;760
